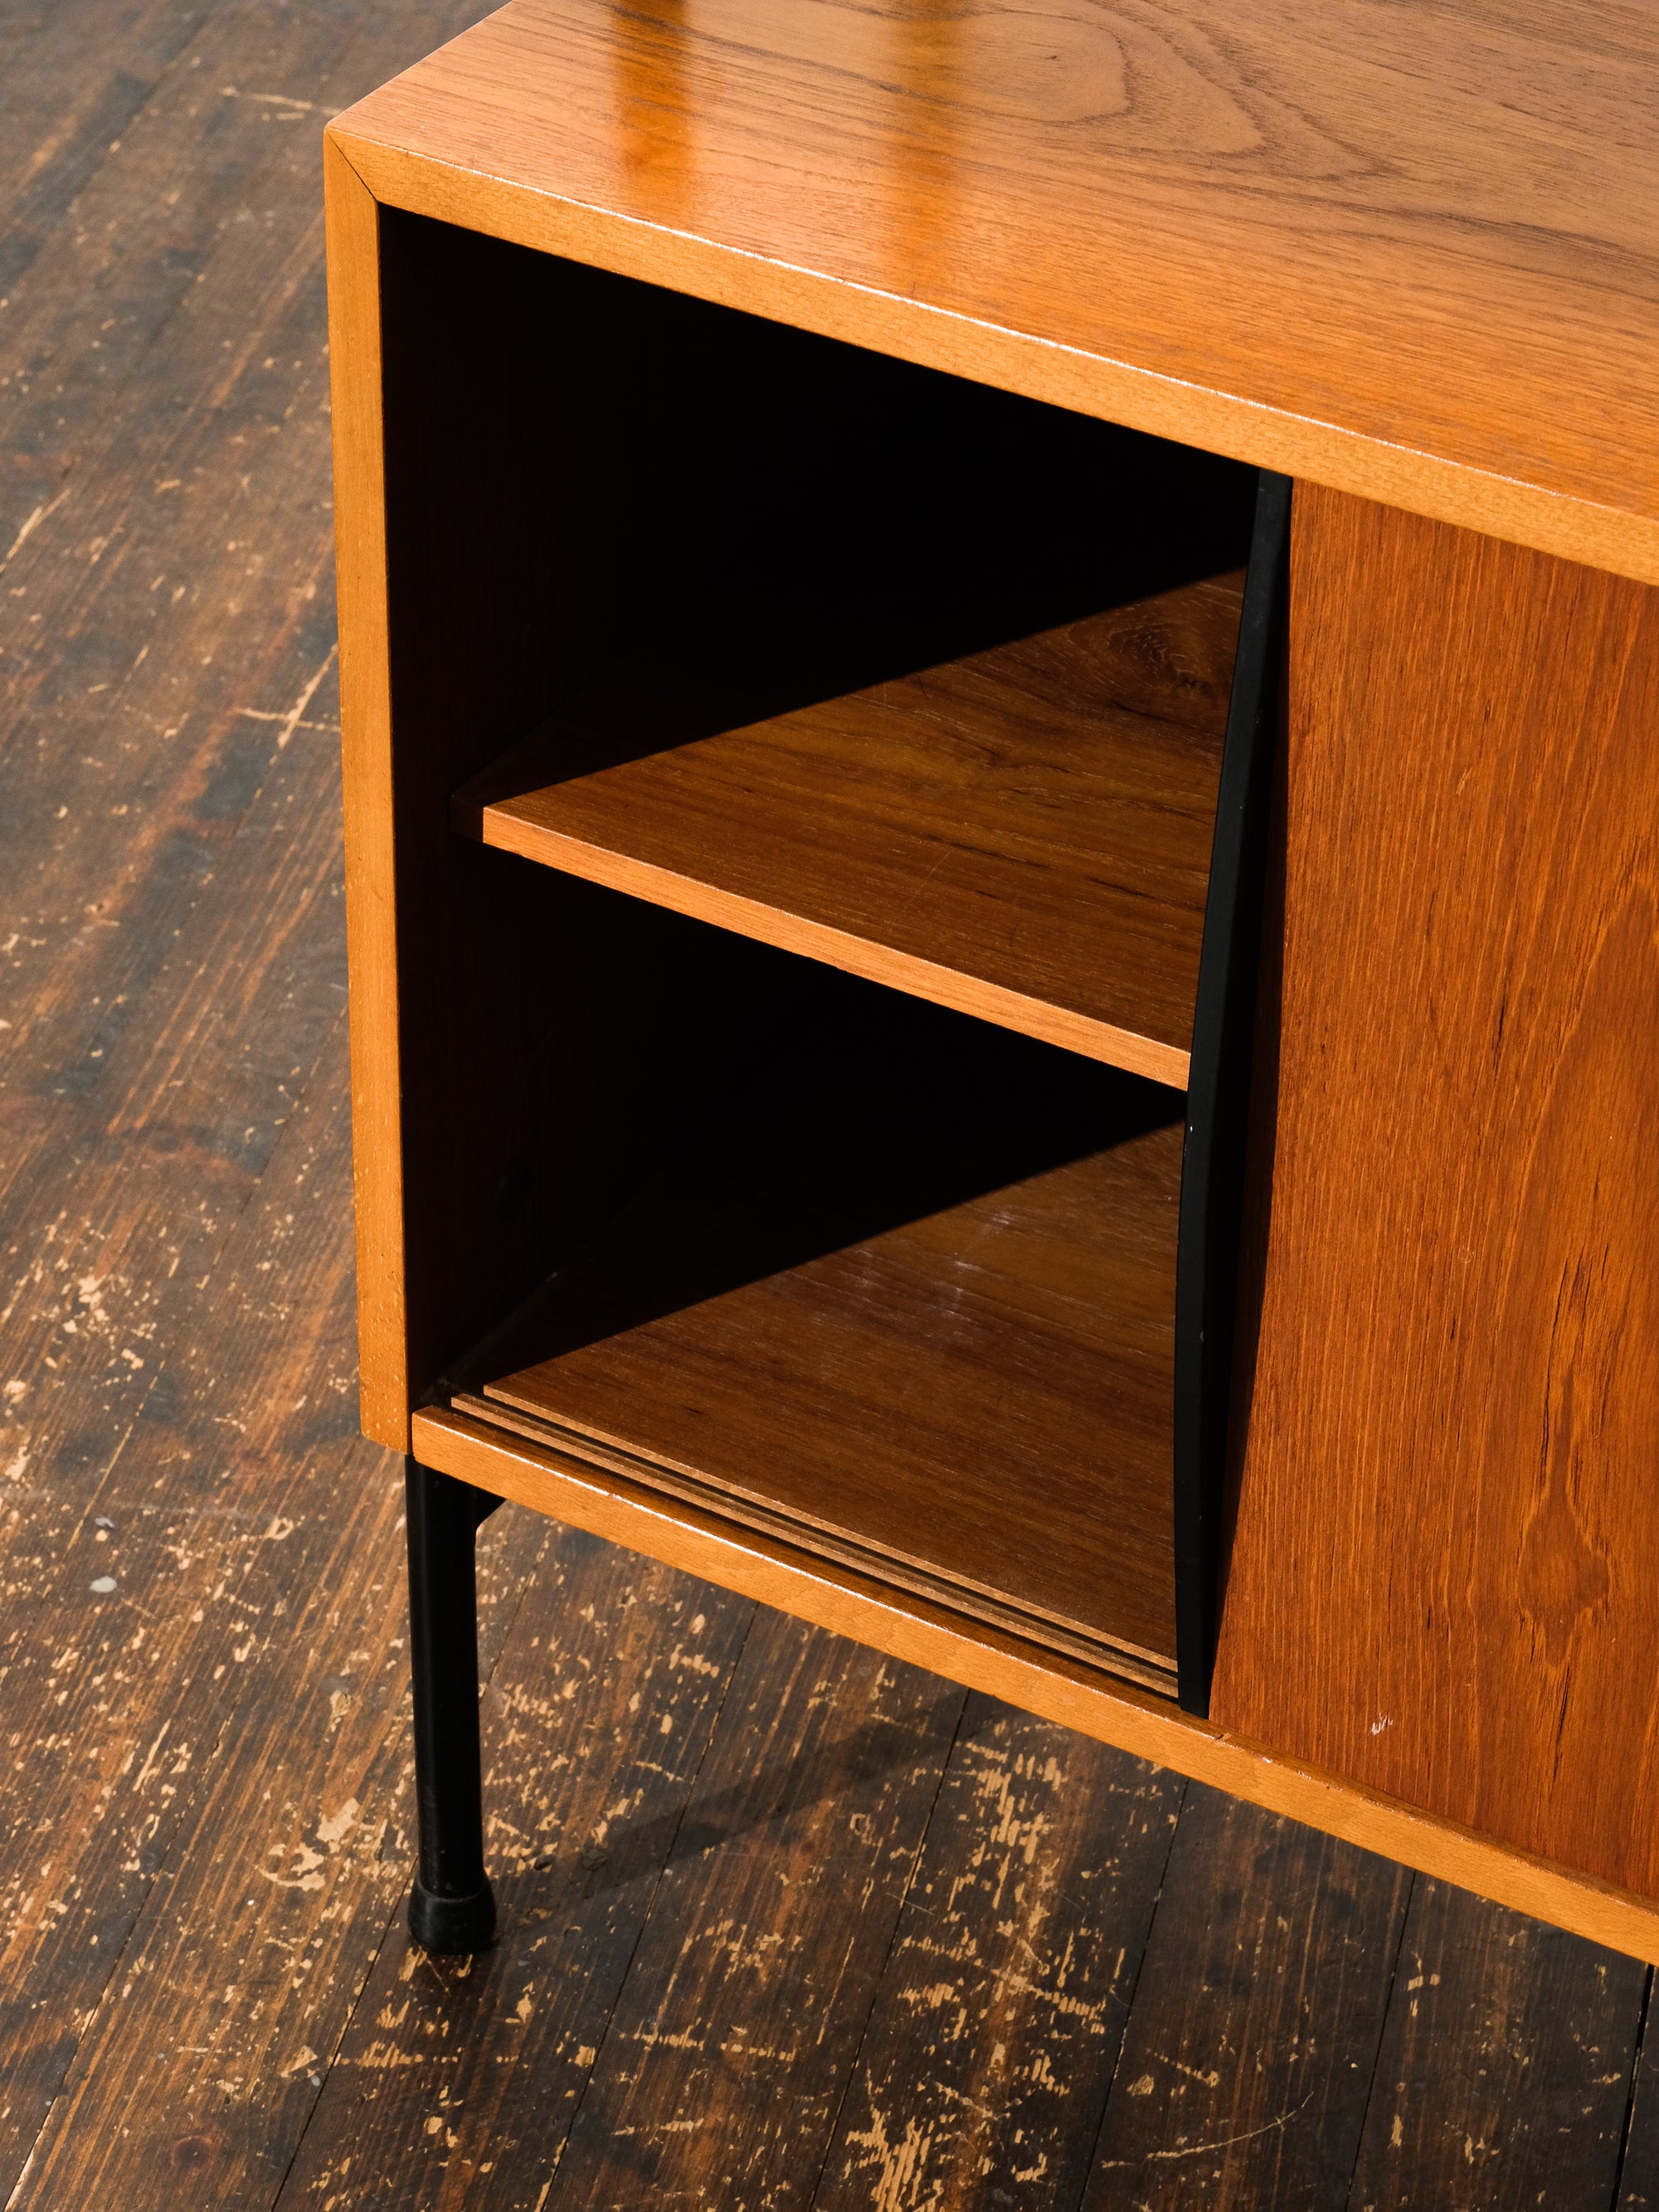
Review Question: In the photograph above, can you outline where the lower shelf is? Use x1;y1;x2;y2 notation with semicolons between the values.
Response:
412;1401;1659;1966
450;965;1183;1695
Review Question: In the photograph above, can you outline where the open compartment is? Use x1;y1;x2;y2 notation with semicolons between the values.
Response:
450;941;1186;1694
366;209;1287;1712
449;281;1258;1087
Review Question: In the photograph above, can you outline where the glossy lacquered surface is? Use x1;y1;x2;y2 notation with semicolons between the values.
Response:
330;0;1659;583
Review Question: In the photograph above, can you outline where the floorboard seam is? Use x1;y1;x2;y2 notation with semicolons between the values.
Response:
538;1593;762;2196
1070;1768;1192;2204
1611;1964;1655;2209
1;2098;53;2212
802;1683;974;2210
265;1853;407;2212
1339;1869;1417;2211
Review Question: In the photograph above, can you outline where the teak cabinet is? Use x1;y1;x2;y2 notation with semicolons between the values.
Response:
324;0;1659;1960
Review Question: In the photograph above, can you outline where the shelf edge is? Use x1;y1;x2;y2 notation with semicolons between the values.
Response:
467;799;1191;1090
455;1388;1177;1694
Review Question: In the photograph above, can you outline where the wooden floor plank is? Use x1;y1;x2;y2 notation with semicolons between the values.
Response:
275;1534;755;2210
0;731;357;2195
1083;1783;1413;2210
1345;1879;1645;2210
545;1610;967;2210
0;340;348;2212
2;1028;554;2207
0;1015;350;2197
0;0;212;302
814;1694;1184;2212
0;0;504;2191
0;0;381;1514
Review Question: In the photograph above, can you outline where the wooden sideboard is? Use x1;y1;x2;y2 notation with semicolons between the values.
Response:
324;0;1659;1957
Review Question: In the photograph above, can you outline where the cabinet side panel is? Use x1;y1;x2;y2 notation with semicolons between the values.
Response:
325;133;406;1446
1211;483;1659;1899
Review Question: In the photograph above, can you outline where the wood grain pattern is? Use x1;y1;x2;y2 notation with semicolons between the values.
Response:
1085;1787;1410;2208
460;571;1244;1088
816;1699;1183;2212
465;972;1185;1675
328;0;1659;583
412;1407;1659;1971
279;1529;757;2211
550;1612;963;2207
1212;485;1659;1903
1347;1879;1645;2210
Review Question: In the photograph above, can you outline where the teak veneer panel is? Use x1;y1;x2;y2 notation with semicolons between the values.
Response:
328;0;1659;584
458;574;1244;1087
1211;484;1659;1902
326;134;405;1440
459;977;1184;1680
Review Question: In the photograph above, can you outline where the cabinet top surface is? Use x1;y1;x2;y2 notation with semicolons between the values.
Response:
330;0;1659;583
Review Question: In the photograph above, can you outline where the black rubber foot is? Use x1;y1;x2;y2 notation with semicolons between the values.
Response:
409;1879;497;1956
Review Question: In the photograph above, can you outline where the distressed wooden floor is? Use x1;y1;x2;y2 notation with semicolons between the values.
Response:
3;3;1659;2205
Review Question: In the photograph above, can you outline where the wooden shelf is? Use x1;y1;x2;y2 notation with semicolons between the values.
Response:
445;300;1256;1094
455;572;1244;1091
452;967;1183;1693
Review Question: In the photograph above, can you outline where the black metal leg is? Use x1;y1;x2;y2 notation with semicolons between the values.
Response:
405;1456;500;1954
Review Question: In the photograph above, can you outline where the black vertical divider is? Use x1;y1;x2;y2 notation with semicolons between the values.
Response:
1174;471;1293;1716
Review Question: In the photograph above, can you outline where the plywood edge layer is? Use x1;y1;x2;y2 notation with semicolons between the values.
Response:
323;129;411;1452
453;1390;1178;1694
465;798;1190;1087
412;1403;1659;1966
328;125;1659;592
